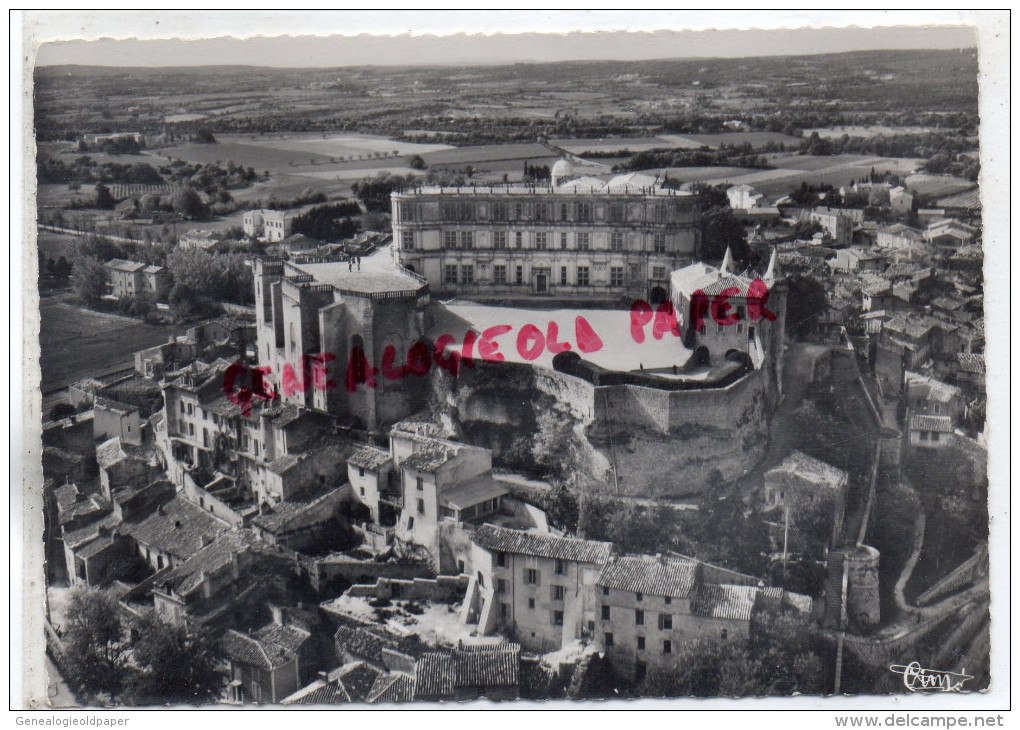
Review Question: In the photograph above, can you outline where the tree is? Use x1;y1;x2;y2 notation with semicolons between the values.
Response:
171;187;208;220
194;128;217;144
701;208;750;264
784;274;829;337
72;256;109;305
94;183;115;210
408;154;426;170
49;403;76;421
125;614;223;705
61;587;129;701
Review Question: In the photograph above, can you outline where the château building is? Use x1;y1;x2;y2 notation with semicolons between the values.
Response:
390;168;703;304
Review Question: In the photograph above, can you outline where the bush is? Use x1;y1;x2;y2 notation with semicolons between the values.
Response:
49;403;77;421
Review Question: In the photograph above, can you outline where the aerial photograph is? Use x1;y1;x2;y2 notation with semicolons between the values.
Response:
22;14;996;710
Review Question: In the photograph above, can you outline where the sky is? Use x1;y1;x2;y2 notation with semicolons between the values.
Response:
28;12;979;68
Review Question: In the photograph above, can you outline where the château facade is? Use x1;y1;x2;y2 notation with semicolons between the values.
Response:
391;172;703;303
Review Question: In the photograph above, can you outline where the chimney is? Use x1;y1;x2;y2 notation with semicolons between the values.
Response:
174;520;182;529
199;534;214;549
158;504;166;516
317;671;328;681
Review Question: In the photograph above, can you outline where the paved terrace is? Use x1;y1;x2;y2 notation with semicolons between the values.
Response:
429;302;693;372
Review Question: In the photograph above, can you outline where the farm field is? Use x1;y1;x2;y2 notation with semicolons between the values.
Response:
156;140;338;171
804;125;936;138
648;166;758;183
903;173;977;197
765;153;882;171
667;131;802;149
232;132;454;158
39;295;179;392
419;143;554;166
553;136;675;154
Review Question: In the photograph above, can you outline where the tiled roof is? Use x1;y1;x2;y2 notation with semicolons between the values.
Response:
265;452;303;475
105;258;145;273
335;625;391;663
347;446;392;472
93;396;140;416
252;488;344;534
222;627;300;671
255;622;311;656
77;534;119;560
367;673;416;704
336;662;383;702
472;525;613;565
596;555;698;599
910;415;954;433
439;475;509;511
154;529;258;599
285;677;353;705
905;372;962;403
453;644;520;689
124;495;229;561
766;450;847;490
400;442;460;473
691;583;758;622
957;353;985;373
70;377;106;394
62;512;121;550
413;653;455;698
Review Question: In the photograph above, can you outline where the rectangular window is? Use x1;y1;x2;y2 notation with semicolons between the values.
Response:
610;267;624;287
552;585;565;601
576;267;590;287
637;636;646;651
931;432;940;442
605;632;614;647
602;586;609;596
460;231;474;249
444;265;458;284
560;232;568;250
609;204;625;223
601;605;610;620
187;403;194;415
652;266;667;280
461;265;474;284
417;498;425;514
576;232;590;251
561;267;568;285
663;640;672;654
525;569;540;585
528;597;535;609
402;230;415;250
610;231;624;251
535;232;548;250
665;596;671;605
721;629;728;640
407;516;414;530
180;401;185;413
496;578;507;594
496;552;506;568
515;266;523;285
493;265;507;285
443;231;457;249
653;233;667;253
493;231;507;249
492;202;508;221
560;203;569;221
555;560;566;575
659;613;673;631
188;423;195;436
578;202;592;222
360;486;365;496
635;609;644;625
358;467;365;477
553;610;564;626
515;231;523;249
